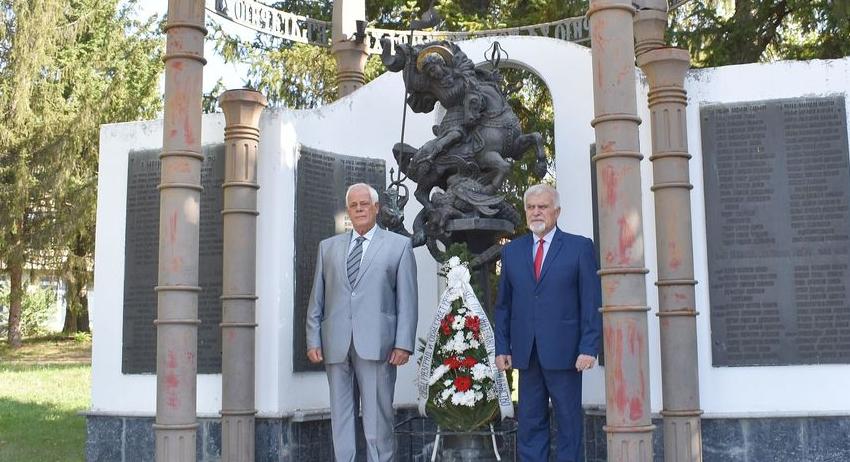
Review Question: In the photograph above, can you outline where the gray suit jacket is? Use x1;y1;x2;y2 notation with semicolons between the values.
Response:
306;227;418;364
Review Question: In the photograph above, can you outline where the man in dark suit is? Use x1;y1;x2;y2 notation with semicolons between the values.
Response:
494;184;602;462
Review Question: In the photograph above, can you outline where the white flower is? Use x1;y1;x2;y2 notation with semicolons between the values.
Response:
447;256;461;268
458;308;467;315
452;315;466;331
451;390;478;407
440;388;453;402
469;339;480;349
442;331;468;354
446;265;470;288
471;363;490;381
466;331;474;340
444;379;453;387
429;365;450;386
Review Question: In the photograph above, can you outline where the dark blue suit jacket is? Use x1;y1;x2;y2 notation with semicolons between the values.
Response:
494;229;602;370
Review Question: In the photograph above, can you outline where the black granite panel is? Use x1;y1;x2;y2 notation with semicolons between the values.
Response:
122;145;225;374
202;419;221;460
85;415;123;462
701;96;850;366
87;412;850;462
125;417;155;462
292;147;386;372
255;419;283;462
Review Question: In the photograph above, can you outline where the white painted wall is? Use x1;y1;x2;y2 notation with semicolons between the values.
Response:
91;35;850;420
90;69;438;416
685;57;850;416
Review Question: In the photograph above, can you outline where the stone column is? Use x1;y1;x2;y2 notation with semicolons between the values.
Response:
218;90;268;462
155;1;205;461
633;0;667;58
637;47;704;462
587;0;655;461
331;0;368;97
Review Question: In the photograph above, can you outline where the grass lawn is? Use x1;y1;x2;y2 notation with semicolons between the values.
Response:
0;336;91;462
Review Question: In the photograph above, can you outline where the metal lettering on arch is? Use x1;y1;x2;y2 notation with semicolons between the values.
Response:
206;0;590;54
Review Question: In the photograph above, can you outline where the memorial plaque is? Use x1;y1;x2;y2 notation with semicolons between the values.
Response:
292;147;386;372
122;145;225;374
702;96;850;366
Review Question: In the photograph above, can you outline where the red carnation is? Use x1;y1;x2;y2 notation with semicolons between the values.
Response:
440;314;455;336
461;356;477;368
465;316;480;332
454;375;473;392
444;356;462;370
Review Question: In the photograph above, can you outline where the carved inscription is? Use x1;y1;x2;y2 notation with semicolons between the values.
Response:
292;147;386;372
702;96;850;366
122;146;225;374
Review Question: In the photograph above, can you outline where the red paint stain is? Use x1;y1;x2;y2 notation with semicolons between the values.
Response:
169;256;183;272
186;352;195;362
607;320;649;423
167;350;178;368
629;397;643;420
605;251;615;264
668;242;682;270
227;330;236;342
167;395;179;409
674;292;687;301
600;141;615;153
603;278;620;298
617;215;637;264
607;325;628;413
183;115;195;145
172;61;183;71
602;165;618;207
168;212;178;244
165;372;179;389
627;322;639;356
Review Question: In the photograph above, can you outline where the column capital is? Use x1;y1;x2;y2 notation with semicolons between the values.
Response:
588;0;636;18
637;47;691;88
219;89;269;129
332;40;369;98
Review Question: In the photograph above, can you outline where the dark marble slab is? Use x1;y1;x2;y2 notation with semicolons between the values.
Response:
86;412;850;462
86;415;123;462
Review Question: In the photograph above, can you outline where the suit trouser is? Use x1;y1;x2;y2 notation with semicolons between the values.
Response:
326;342;397;462
518;344;583;462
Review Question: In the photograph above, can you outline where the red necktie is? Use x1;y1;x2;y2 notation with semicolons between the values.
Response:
534;238;545;281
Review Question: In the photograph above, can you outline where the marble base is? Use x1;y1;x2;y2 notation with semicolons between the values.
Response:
86;409;850;461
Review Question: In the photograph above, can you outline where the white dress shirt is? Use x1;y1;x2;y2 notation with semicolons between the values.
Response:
348;224;378;262
531;227;557;265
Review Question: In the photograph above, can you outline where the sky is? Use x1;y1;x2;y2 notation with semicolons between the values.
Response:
131;0;251;94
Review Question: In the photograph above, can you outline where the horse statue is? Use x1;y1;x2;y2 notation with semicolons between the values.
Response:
379;38;547;264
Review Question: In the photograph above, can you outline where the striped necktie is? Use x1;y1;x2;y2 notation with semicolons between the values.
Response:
347;236;365;286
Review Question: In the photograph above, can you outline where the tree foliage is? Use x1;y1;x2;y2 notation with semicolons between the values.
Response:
0;0;163;345
670;0;850;67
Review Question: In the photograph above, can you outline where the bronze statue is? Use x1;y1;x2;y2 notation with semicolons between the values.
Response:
380;39;547;265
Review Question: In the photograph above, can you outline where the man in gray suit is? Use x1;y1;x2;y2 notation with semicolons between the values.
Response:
306;183;418;462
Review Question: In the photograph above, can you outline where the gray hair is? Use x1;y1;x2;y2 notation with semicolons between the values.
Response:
345;183;379;204
523;184;560;208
